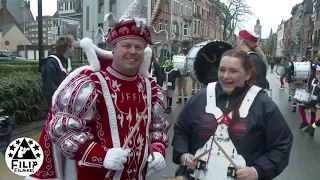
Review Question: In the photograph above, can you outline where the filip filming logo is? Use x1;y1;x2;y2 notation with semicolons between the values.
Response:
5;137;44;176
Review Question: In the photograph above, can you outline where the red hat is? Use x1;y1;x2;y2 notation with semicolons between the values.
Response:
239;30;259;43
106;20;153;46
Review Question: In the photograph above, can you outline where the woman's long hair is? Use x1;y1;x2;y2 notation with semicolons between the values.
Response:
243;39;269;71
221;49;257;131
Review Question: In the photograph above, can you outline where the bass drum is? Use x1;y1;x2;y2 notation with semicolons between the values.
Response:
193;40;233;85
172;55;187;76
294;62;311;79
275;65;286;76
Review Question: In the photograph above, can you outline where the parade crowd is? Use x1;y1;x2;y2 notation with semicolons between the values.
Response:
269;56;320;137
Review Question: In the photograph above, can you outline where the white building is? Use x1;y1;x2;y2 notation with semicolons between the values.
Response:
276;21;285;57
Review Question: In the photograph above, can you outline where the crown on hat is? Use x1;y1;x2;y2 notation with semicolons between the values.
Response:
104;0;168;45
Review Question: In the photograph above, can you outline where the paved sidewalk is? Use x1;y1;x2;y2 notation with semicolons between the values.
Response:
0;121;43;180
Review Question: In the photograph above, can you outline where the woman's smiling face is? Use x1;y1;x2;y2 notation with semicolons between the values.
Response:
218;56;252;94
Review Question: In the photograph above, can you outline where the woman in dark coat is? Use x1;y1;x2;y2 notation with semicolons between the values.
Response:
172;49;293;180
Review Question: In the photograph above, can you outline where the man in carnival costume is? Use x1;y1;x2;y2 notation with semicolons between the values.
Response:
25;0;170;179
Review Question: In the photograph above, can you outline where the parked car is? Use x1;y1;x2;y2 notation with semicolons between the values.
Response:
0;109;14;155
0;50;26;61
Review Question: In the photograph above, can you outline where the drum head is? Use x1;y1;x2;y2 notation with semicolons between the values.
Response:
194;40;233;85
276;65;286;76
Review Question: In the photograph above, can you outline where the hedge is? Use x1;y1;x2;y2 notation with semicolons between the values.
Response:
0;71;47;126
0;61;89;127
0;61;89;74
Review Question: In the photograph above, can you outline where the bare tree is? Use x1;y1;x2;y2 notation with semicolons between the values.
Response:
210;0;253;41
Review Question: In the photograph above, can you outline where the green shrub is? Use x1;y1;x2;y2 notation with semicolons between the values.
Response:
0;72;47;126
0;62;89;74
0;65;39;74
0;62;90;126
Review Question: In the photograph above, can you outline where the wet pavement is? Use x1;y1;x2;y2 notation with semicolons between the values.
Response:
1;73;320;180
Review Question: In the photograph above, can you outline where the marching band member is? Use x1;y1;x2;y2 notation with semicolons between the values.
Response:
279;57;287;90
297;79;318;131
236;30;269;89
172;49;293;180
305;66;320;137
162;60;182;113
176;50;189;104
286;56;308;112
176;75;188;104
26;0;170;179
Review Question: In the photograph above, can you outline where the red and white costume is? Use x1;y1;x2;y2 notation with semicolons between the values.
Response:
26;0;169;179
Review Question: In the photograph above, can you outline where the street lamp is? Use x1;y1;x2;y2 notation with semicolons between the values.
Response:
38;0;43;61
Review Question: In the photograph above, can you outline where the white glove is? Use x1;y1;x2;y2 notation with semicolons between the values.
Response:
146;152;166;176
103;148;130;171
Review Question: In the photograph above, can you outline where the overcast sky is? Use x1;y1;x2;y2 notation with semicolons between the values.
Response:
30;0;305;39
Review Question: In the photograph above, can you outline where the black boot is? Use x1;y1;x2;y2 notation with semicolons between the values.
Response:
288;96;291;102
307;125;315;137
292;107;296;112
176;97;182;104
165;107;172;113
299;122;308;129
292;103;297;112
184;96;187;104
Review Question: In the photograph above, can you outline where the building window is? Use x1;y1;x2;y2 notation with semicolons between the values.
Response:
110;1;116;13
159;20;163;30
193;20;197;33
183;24;188;36
99;0;104;13
164;2;169;12
71;1;74;10
204;24;207;36
172;24;177;34
164;20;168;31
181;4;183;14
86;6;90;30
59;3;64;11
65;2;68;10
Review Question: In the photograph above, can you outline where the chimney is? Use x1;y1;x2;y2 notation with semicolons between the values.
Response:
27;1;30;9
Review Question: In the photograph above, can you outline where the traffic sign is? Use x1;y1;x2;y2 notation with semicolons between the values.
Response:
5;41;10;46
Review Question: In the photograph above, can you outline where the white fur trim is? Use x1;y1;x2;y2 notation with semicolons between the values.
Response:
93;45;113;59
138;46;152;78
80;38;100;71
